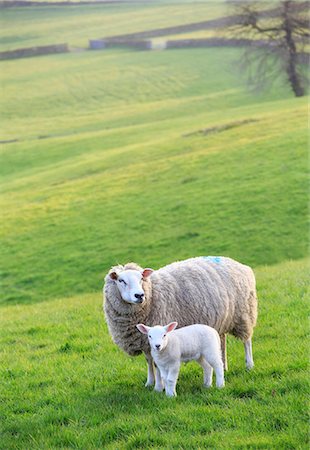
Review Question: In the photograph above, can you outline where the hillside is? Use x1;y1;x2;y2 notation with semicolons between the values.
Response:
1;46;308;305
0;1;226;51
0;2;309;448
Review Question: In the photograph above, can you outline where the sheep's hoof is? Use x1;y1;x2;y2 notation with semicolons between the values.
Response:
203;383;212;389
154;385;164;392
145;380;154;388
166;392;177;398
246;362;254;371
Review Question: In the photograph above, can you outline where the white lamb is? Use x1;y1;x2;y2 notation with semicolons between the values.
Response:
136;322;225;397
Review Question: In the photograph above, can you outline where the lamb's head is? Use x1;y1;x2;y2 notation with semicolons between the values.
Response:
108;263;153;305
136;322;178;352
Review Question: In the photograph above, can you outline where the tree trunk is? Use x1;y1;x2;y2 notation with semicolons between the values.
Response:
283;1;305;97
287;56;305;97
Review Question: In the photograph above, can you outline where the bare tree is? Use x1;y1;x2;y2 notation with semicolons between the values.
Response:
227;1;309;96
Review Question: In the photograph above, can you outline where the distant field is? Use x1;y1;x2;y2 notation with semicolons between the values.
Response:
0;1;226;50
1;46;308;305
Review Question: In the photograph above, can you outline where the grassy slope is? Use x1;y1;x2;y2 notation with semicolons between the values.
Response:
0;2;308;448
0;259;309;449
1;47;308;305
0;1;226;51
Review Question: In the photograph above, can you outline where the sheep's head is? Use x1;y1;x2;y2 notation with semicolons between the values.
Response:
136;322;178;352
108;264;153;305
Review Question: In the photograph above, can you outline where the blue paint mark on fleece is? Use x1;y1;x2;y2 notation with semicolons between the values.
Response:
203;256;222;264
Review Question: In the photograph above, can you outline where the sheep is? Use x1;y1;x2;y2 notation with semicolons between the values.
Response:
136;322;225;397
103;256;257;390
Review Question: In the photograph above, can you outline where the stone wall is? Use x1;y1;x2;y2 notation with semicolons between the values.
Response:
89;39;152;51
0;43;69;60
166;38;268;49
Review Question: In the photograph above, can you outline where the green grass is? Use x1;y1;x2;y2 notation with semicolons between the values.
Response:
0;1;309;447
1;47;308;305
1;259;309;449
0;1;227;51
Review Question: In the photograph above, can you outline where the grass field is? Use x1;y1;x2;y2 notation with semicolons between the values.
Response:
0;0;226;51
1;259;309;448
1;47;308;305
0;0;309;448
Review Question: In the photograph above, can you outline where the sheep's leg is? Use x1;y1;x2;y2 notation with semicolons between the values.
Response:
220;334;228;371
145;354;155;387
154;364;164;392
198;356;213;388
214;362;225;388
165;378;177;397
165;366;179;397
159;367;168;391
205;354;225;388
244;338;254;370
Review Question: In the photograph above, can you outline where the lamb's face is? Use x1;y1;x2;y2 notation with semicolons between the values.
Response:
109;268;153;305
147;326;169;352
136;322;178;352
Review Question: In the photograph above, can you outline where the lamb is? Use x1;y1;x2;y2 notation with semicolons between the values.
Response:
103;256;257;390
136;322;225;397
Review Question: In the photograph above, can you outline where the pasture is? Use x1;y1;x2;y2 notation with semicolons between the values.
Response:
0;0;309;448
1;260;309;448
0;1;225;50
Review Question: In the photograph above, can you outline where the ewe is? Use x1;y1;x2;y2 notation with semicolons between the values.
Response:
136;322;225;397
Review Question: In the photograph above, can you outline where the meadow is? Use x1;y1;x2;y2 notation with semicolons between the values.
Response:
0;0;225;50
0;1;309;448
1;260;309;448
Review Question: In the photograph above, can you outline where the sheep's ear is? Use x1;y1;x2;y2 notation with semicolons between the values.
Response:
165;322;178;333
142;268;153;278
109;271;118;280
136;324;150;335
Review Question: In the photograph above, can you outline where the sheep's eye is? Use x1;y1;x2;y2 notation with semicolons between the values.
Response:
163;334;166;338
149;336;152;339
119;279;126;285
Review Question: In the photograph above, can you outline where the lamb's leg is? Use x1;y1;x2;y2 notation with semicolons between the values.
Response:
205;353;225;388
154;364;164;392
145;354;155;387
220;334;228;371
214;362;225;388
159;367;168;391
198;356;213;388
165;366;179;397
244;338;254;370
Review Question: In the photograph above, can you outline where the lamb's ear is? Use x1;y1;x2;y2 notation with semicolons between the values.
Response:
142;268;153;278
109;271;118;280
165;322;178;333
136;324;150;335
